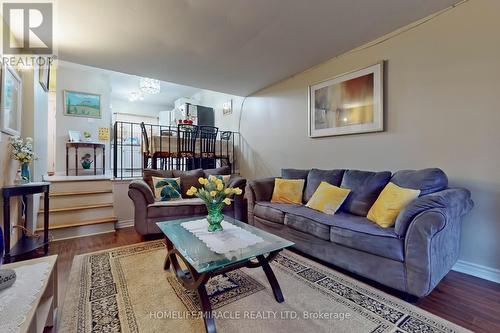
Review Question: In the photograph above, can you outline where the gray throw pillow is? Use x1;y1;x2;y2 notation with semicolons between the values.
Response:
390;168;448;196
173;169;205;198
340;169;392;216
305;169;345;202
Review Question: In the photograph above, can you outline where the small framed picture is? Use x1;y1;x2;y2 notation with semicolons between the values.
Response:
68;130;82;142
1;63;23;136
222;100;232;115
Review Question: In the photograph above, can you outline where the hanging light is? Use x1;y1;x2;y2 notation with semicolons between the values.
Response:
139;77;161;95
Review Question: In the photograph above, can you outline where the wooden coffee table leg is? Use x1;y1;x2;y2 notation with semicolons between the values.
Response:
257;254;284;303
198;283;216;333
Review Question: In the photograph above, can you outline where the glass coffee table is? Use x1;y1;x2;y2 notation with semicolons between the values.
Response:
157;215;294;333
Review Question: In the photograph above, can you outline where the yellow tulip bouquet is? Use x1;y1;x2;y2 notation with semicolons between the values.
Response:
186;175;242;232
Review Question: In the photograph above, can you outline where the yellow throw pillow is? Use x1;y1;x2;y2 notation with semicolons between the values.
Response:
271;178;305;204
367;182;420;228
306;181;351;215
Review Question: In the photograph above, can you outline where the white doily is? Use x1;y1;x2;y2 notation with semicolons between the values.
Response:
0;262;51;333
181;219;264;254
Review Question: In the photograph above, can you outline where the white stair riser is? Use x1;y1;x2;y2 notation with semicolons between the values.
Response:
37;206;115;228
42;192;113;209
48;180;112;193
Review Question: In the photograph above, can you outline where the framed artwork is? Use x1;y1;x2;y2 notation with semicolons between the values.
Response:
308;62;384;137
64;90;101;118
68;130;82;142
222;100;232;115
0;63;23;136
38;58;50;92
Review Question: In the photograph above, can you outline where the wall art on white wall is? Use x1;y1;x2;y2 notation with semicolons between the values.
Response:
308;62;384;137
0;63;23;136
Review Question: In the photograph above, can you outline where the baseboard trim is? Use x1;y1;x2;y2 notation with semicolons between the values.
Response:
116;219;134;229
453;260;500;283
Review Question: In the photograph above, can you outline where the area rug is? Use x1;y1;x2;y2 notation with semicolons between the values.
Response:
60;240;470;333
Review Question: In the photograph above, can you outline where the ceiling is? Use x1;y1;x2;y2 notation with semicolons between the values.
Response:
59;61;200;107
108;70;200;108
57;0;460;96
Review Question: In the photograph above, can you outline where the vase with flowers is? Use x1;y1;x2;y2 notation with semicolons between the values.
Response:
186;175;242;232
10;136;36;184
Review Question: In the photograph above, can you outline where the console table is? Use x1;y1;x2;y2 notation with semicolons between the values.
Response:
2;182;50;264
2;255;58;333
66;142;105;176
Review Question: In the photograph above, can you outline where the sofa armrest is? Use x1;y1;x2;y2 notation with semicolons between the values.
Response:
403;188;474;297
245;177;275;225
227;175;247;222
128;180;155;235
395;188;473;236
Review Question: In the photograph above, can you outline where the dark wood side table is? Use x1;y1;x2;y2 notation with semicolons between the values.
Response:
66;142;105;176
2;182;50;264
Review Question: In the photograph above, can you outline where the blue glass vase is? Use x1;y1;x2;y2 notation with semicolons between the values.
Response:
21;163;30;183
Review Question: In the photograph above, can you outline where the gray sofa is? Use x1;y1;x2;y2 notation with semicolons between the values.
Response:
246;168;474;298
129;166;246;235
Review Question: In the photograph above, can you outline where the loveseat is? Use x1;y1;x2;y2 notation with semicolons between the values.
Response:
129;166;246;235
246;168;473;298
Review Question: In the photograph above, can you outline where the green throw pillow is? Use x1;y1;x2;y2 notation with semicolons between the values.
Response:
152;177;182;201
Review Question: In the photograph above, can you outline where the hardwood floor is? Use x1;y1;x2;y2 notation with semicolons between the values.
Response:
41;227;500;332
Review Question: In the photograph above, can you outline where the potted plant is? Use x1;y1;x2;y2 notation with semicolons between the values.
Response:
10;136;36;183
80;153;93;169
186;176;242;232
83;131;92;142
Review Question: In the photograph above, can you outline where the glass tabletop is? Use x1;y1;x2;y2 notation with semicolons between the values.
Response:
157;215;294;274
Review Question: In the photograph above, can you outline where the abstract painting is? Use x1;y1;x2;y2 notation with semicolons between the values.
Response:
64;90;101;118
308;62;383;137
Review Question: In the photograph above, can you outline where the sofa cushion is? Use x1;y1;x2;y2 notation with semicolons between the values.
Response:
147;198;206;218
203;166;231;177
282;168;310;202
329;213;404;262
340;169;392;216
281;168;310;180
305;169;345;202
390;168;448;196
172;168;205;198
254;202;286;224
285;213;331;241
143;169;174;192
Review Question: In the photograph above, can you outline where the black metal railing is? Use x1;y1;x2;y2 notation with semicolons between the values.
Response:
112;121;239;179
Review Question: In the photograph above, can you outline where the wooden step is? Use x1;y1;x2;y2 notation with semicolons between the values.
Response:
42;220;116;241
37;204;115;228
35;217;118;232
48;179;112;193
49;189;112;197
39;203;113;213
41;192;114;210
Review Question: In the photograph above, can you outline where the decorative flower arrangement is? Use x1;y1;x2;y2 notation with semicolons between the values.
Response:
10;136;36;183
186;175;242;232
10;136;35;163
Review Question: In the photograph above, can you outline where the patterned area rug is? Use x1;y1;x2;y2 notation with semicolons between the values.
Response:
60;240;470;333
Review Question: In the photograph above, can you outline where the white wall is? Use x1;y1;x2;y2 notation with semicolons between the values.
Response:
191;90;245;132
239;0;500;272
55;64;112;173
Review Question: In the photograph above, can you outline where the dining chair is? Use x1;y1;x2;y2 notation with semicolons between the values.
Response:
198;126;219;169
140;122;153;169
173;124;199;170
